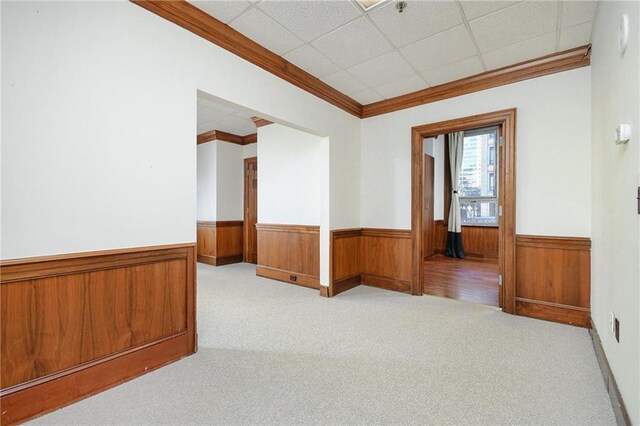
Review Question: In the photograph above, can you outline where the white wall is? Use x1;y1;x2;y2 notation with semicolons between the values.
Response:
243;143;257;159
361;68;592;237
257;123;329;284
216;141;244;221
197;142;216;221
590;1;640;423
1;1;360;270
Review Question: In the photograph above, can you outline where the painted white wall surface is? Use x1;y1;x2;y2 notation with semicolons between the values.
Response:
196;142;217;221
361;68;592;236
1;1;360;269
424;135;445;220
243;143;257;159
257;123;329;284
590;1;640;423
216;142;244;221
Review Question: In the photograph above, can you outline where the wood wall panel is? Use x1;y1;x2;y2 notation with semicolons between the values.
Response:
197;221;243;266
256;224;319;289
329;229;412;296
432;221;498;259
0;244;196;424
515;235;591;327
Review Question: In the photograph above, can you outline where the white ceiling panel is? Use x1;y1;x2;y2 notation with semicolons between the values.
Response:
368;0;463;48
347;51;414;88
561;1;597;28
373;74;428;99
191;1;252;24
320;70;367;95
258;0;361;43
400;25;478;72
470;1;559;52
558;21;593;51
230;8;304;55
350;89;384;104
460;1;522;21
284;45;340;78
482;31;556;70
421;56;484;86
311;17;394;68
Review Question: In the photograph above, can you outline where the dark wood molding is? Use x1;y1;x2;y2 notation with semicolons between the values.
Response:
590;321;632;426
243;157;258;264
362;45;591;118
1;243;196;424
196;220;243;228
412;109;517;306
360;228;411;239
256;223;320;234
515;234;591;327
331;274;361;297
252;117;273;128
256;265;319;289
196;130;256;146
197;221;243;267
133;0;361;117
197;253;243;266
362;273;411;294
319;285;329;298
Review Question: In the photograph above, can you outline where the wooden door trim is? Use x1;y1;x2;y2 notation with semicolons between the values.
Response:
243;157;257;263
411;109;517;314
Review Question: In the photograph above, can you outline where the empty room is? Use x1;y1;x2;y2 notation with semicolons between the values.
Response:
1;1;638;425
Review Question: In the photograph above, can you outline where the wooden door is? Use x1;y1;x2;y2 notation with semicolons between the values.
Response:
244;157;258;264
423;155;435;259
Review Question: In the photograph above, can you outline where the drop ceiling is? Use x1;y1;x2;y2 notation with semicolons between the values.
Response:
197;97;257;135
190;0;597;105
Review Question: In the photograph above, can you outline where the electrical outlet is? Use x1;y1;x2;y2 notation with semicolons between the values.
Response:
289;274;297;282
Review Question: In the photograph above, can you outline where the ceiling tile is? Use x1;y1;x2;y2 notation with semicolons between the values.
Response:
198;122;215;133
350;89;385;104
561;1;597;28
229;8;304;55
190;1;252;24
482;31;556;70
470;1;559;52
460;1;522;21
320;70;367;95
421;56;484;86
284;45;340;78
258;0;361;43
347;51;415;88
311;17;394;68
373;74;428;99
558;21;592;51
368;0;463;48
400;25;477;72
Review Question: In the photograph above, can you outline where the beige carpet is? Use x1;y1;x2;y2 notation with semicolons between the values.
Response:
32;263;615;425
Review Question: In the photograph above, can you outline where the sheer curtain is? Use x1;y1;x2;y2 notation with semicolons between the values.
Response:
446;131;465;258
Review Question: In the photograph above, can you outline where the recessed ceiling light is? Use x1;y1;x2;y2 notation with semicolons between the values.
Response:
356;0;391;12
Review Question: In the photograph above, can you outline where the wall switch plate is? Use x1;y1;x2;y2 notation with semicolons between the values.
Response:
616;123;631;144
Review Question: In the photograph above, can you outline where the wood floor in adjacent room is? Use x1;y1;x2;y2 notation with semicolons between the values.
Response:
423;254;499;307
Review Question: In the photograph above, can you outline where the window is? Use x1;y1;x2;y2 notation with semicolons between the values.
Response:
458;127;499;226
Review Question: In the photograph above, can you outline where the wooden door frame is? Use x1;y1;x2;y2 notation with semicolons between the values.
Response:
243;156;257;263
411;108;517;314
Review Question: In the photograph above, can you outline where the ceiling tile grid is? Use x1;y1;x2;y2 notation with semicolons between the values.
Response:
190;0;597;104
197;98;256;136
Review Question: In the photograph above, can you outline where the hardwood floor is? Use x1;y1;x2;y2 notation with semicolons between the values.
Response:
423;255;499;307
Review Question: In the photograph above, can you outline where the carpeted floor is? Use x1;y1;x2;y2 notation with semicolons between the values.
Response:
32;262;615;425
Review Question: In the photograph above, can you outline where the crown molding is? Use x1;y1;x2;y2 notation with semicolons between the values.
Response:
132;0;362;117
197;130;256;145
361;45;591;118
251;117;274;128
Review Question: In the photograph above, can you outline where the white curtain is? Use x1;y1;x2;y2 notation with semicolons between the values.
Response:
446;131;465;258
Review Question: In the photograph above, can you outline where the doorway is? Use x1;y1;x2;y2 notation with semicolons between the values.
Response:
411;109;516;314
244;157;258;264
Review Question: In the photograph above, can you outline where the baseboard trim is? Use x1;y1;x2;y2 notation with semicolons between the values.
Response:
197;254;242;266
362;273;411;294
331;274;361;297
0;329;190;425
256;265;319;289
515;298;590;328
590;322;631;426
319;285;329;298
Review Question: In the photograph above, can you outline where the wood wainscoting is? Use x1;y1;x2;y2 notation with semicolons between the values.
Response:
0;243;196;424
196;221;243;266
329;228;412;296
433;221;499;259
515;235;591;327
256;224;320;289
